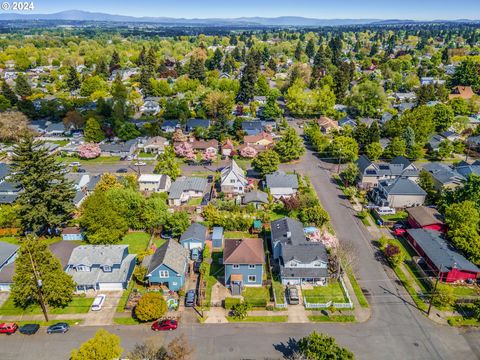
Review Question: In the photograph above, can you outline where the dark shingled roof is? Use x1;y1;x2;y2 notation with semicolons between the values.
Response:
270;217;306;246
180;223;207;244
145;240;189;275
407;229;480;273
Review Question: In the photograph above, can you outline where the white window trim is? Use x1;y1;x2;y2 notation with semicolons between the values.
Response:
103;265;111;272
77;265;89;272
159;270;169;278
248;264;256;269
232;264;240;269
248;275;256;283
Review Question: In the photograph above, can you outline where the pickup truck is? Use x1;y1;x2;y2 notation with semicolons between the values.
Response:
0;322;18;335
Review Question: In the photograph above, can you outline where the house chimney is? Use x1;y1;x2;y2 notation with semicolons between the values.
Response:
286;231;291;239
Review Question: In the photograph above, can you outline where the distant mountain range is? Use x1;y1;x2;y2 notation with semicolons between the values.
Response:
0;10;478;26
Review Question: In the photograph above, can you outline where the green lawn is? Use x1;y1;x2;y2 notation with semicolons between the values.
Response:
449;286;480;298
0;237;20;245
346;268;369;308
224;231;256;239
187;197;202;206
119;232;151;254
227;316;287;323
0;296;94;316
210;251;224;276
392;265;428;312
242;287;270;308
272;281;285;305
137;152;156;159
303;281;348;304
50;140;70;146
447;316;480;327
113;317;143;325
381;210;408;222
0;236;62;246
308;315;355;322
56;155;121;165
152;238;166;249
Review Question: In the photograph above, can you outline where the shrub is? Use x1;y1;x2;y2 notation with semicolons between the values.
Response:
244;297;267;308
432;284;456;309
384;244;405;267
231;302;250;320
134;293;167;322
224;297;241;309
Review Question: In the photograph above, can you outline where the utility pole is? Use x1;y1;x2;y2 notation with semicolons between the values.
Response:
26;246;49;322
427;265;442;316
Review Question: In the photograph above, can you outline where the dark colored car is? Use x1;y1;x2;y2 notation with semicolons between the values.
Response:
0;323;17;335
160;231;173;240
201;193;211;206
151;319;178;331
207;175;214;183
19;323;40;335
76;167;86;173
47;322;70;334
193;261;201;273
185;289;196;307
116;168;129;173
286;286;300;305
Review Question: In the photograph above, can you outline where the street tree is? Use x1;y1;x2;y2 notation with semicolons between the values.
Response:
328;136;359;163
297;331;355;360
135;292;167;322
71;329;123;360
155;145;181;180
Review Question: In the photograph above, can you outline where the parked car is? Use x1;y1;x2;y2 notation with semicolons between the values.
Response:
91;294;106;311
193;261;201;273
19;323;40;335
47;322;70;334
68;162;81;167
286;286;300;305
116;168;128;173
393;223;406;236
207;175;214;183
134;161;147;166
376;207;396;215
151;319;178;331
191;248;200;261
0;323;17;335
76;167;86;173
185;289;196;307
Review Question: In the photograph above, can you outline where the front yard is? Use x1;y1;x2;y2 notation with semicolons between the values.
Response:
55;155;121;165
242;286;270;308
0;296;94;316
302;281;349;304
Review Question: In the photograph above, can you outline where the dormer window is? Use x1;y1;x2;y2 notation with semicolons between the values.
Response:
76;265;89;272
103;265;112;272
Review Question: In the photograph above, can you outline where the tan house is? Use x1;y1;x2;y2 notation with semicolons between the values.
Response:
317;116;340;133
143;136;168;154
244;132;274;147
449;86;475;100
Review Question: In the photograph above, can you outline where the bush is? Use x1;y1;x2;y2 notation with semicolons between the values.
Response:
244;297;267;308
432;284;456;309
384;244;405;267
266;305;274;311
134;293;167;322
231;302;250;320
224;297;241;309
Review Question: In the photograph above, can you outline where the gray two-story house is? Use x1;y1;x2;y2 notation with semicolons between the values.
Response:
65;245;136;291
357;155;419;189
223;238;265;295
143;240;189;292
270;217;329;286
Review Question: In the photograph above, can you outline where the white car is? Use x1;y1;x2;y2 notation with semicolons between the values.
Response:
68;162;81;167
91;294;106;311
134;161;147;166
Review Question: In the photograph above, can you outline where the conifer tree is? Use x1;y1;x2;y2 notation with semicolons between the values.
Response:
1;81;17;105
15;74;32;98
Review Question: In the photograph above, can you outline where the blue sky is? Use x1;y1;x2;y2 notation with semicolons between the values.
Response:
19;0;480;20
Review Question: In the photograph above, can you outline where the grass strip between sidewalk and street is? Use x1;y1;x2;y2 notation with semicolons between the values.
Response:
346;267;369;308
308;315;355;322
227;316;288;323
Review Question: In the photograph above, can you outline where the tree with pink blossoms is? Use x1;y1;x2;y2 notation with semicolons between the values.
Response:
174;142;195;159
78;143;101;159
240;145;257;158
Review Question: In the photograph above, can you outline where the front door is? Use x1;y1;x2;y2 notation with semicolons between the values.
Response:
231;281;242;296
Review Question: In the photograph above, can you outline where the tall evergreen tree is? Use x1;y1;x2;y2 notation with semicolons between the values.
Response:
15;74;32;98
1;81;17;105
95;58;108;77
109;50;121;74
188;56;206;81
209;48;223;70
11;237;76;317
137;45;146;66
11;136;75;233
306;38;316;59
294;41;303;61
66;66;81;91
237;54;258;103
274;127;305;162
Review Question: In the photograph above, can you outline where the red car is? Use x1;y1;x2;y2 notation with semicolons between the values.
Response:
0;323;18;335
151;319;178;331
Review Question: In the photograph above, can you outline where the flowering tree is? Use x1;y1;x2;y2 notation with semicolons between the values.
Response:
202;149;217;161
172;129;187;143
239;145;257;158
174;142;195;159
78;143;101;159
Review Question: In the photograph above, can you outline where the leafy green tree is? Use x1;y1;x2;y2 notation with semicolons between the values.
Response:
340;163;359;186
448;97;471;116
80;75;108;97
11;136;74;233
118;123;141;141
297;331;354;360
274;127;305;162
11;237;76;311
452;58;480;92
383;243;405;268
262;96;283;119
71;329;123;360
1;81;17;105
66;66;80;91
135;292;167;322
14;73;32;98
299;205;330;227
237;54;258;103
383;137;406;159
433;103;454;131
329;136;359;163
164;211;190;237
84;118;105;143
294;41;303;61
143;194;169;231
436;140;454;160
432;284;456;308
203;90;234;120
418;170;439;204
155;145;181;180
80;191;129;244
365;142;383;161
188;55;206;81
231;302;250;320
0;94;11;111
252;150;280;176
347;80;387;117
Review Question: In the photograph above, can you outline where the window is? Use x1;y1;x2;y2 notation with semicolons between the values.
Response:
232;264;239;269
290;262;297;267
230;179;236;184
159;270;169;278
248;264;256;269
248;275;256;283
103;265;111;272
76;265;89;272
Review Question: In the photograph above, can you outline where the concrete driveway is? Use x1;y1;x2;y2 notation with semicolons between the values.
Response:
82;291;123;326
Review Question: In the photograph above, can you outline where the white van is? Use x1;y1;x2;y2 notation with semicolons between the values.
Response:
91;294;106;311
377;207;396;215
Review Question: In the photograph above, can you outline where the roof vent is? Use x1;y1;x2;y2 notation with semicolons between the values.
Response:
286;231;291;239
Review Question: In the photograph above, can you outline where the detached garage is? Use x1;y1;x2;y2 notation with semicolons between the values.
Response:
179;223;207;250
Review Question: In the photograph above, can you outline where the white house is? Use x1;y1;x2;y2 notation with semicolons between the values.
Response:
265;171;299;199
168;177;208;206
138;174;171;193
220;159;248;195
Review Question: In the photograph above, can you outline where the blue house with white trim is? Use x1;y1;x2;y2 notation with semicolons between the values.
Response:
143;240;189;292
223;238;265;295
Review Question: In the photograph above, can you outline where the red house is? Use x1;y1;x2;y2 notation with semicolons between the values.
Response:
406;206;446;233
406;229;480;283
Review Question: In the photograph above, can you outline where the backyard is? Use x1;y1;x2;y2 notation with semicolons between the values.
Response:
118;231;165;254
302;280;349;304
224;231;257;239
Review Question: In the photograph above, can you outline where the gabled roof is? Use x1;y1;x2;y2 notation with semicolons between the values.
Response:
50;241;79;269
68;245;129;267
0;242;18;267
455;161;480;178
168;177;208;200
244;132;274;144
390;156;412;168
242;190;269;205
407;229;480;273
379;178;427;196
221;160;247;185
0;164;11;181
270;217;306;246
146;240;189;275
180;223;207;244
161;120;180;128
423;163;465;186
265;171;298;189
99;139;137;153
357;155;374;174
241;121;263;131
281;243;328;264
406;206;444;227
186;119;211;129
223;238;264;264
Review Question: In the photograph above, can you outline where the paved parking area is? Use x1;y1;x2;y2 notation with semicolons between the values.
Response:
82;291;123;326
